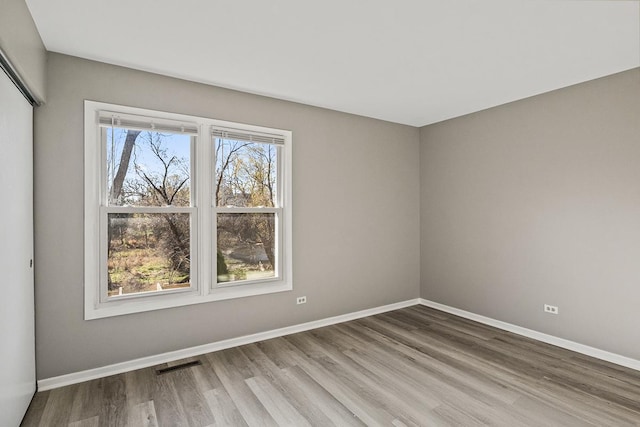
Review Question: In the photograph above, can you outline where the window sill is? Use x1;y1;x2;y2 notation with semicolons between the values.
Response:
84;281;292;320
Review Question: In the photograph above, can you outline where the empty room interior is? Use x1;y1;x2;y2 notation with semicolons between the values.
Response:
2;0;640;425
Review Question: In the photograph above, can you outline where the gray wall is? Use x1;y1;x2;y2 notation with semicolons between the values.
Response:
420;68;640;360
0;0;46;102
34;53;420;379
35;52;640;379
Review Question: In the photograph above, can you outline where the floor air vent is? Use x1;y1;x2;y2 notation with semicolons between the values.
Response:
156;360;202;375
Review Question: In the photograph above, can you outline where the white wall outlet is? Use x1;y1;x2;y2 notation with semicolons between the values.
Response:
544;304;559;315
296;296;307;305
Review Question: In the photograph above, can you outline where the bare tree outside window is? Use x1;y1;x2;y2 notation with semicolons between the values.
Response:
215;139;278;283
106;128;192;296
85;101;292;319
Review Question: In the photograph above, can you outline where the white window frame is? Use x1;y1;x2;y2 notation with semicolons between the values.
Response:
84;101;293;319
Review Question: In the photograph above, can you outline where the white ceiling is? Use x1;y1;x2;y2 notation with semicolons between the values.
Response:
26;0;640;127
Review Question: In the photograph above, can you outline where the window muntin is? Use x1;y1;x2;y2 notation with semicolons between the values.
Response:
85;101;292;319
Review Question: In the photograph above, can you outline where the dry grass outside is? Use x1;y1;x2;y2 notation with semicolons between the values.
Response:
108;247;190;296
217;239;275;283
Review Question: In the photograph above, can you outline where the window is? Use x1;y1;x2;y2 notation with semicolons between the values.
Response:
84;101;292;319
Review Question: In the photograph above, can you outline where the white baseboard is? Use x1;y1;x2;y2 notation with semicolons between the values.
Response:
39;297;639;391
37;298;420;391
419;298;640;372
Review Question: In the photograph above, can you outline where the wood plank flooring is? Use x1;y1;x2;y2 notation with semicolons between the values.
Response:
21;305;640;426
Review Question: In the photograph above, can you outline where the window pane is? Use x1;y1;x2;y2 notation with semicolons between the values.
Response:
106;128;191;207
217;213;276;283
107;213;191;296
214;139;277;208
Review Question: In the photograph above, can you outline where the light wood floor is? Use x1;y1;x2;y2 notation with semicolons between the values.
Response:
22;305;640;426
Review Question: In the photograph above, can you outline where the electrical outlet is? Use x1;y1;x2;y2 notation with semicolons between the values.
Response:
296;296;307;305
544;304;558;315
